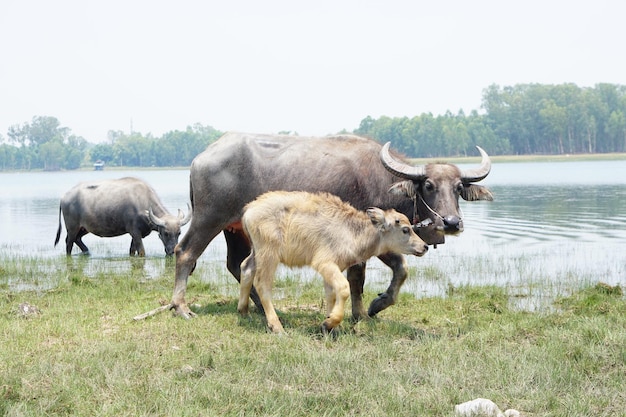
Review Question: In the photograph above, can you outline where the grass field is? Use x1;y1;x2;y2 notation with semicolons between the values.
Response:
1;257;625;416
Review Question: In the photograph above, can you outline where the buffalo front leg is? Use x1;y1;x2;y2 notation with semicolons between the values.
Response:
170;228;216;319
346;263;368;321
368;253;408;317
129;233;145;257
172;248;198;319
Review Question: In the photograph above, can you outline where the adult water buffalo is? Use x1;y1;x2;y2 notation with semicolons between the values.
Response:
169;132;491;320
55;177;191;256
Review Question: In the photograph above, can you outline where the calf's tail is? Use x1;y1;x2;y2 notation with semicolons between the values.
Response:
54;205;63;247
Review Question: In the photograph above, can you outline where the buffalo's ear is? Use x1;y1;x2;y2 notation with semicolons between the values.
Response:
366;207;387;230
388;180;416;198
461;184;493;201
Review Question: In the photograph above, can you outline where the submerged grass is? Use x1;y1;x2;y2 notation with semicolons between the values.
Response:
1;256;625;417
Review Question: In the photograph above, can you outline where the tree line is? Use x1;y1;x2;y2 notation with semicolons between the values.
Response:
0;118;222;171
356;83;626;157
1;83;625;171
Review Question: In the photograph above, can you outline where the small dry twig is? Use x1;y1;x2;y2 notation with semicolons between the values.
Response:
132;304;172;321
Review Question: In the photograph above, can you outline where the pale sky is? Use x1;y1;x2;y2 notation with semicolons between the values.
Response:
1;0;625;143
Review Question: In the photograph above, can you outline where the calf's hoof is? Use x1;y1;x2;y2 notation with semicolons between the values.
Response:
267;324;286;335
321;318;341;334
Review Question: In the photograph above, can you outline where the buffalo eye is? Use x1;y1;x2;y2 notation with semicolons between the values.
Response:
424;180;435;192
456;183;465;194
402;227;410;235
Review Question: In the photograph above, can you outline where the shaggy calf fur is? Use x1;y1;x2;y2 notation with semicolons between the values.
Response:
238;191;428;333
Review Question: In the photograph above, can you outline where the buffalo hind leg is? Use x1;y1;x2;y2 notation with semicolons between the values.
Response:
346;263;368;321
368;253;408;317
224;230;264;314
68;228;89;255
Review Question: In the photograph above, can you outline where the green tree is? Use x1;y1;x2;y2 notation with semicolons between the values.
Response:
539;99;567;154
89;143;116;165
39;138;65;171
0;143;18;170
4;116;88;170
607;110;626;152
64;135;88;169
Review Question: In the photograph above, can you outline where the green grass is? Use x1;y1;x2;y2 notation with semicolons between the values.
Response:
1;257;625;416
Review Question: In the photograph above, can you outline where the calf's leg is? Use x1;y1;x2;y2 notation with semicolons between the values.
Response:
252;256;283;334
316;262;350;332
237;250;256;315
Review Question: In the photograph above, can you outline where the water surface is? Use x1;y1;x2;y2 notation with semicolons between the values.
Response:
1;160;625;310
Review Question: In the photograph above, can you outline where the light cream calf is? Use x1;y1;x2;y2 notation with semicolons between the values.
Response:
238;191;429;334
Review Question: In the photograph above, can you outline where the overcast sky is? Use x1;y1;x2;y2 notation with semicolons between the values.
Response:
1;0;625;143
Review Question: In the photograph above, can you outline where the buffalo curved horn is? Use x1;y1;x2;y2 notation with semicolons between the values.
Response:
461;146;491;183
380;142;426;181
178;203;192;226
148;207;167;227
381;142;491;183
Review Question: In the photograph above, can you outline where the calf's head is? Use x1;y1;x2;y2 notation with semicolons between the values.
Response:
366;207;428;257
148;204;192;255
380;142;492;245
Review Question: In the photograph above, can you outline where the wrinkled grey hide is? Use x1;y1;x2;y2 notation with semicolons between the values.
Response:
55;177;191;256
171;132;490;319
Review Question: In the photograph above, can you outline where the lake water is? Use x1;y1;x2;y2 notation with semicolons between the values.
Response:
1;160;625;310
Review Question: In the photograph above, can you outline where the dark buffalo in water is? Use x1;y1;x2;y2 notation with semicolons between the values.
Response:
169;132;491;319
55;177;191;256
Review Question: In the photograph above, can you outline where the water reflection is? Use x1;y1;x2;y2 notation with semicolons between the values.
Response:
1;161;625;311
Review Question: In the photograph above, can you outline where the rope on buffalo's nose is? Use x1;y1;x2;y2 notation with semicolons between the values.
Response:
418;195;446;222
418;195;465;224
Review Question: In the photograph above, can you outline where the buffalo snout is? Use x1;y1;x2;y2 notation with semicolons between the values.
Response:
443;215;463;232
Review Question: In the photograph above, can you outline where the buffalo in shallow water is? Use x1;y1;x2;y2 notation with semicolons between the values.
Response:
55;177;191;256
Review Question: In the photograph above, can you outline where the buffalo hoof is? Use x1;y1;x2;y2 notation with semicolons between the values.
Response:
171;303;197;319
368;292;393;317
350;312;368;323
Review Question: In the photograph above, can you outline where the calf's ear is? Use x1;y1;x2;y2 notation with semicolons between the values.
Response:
366;207;387;230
